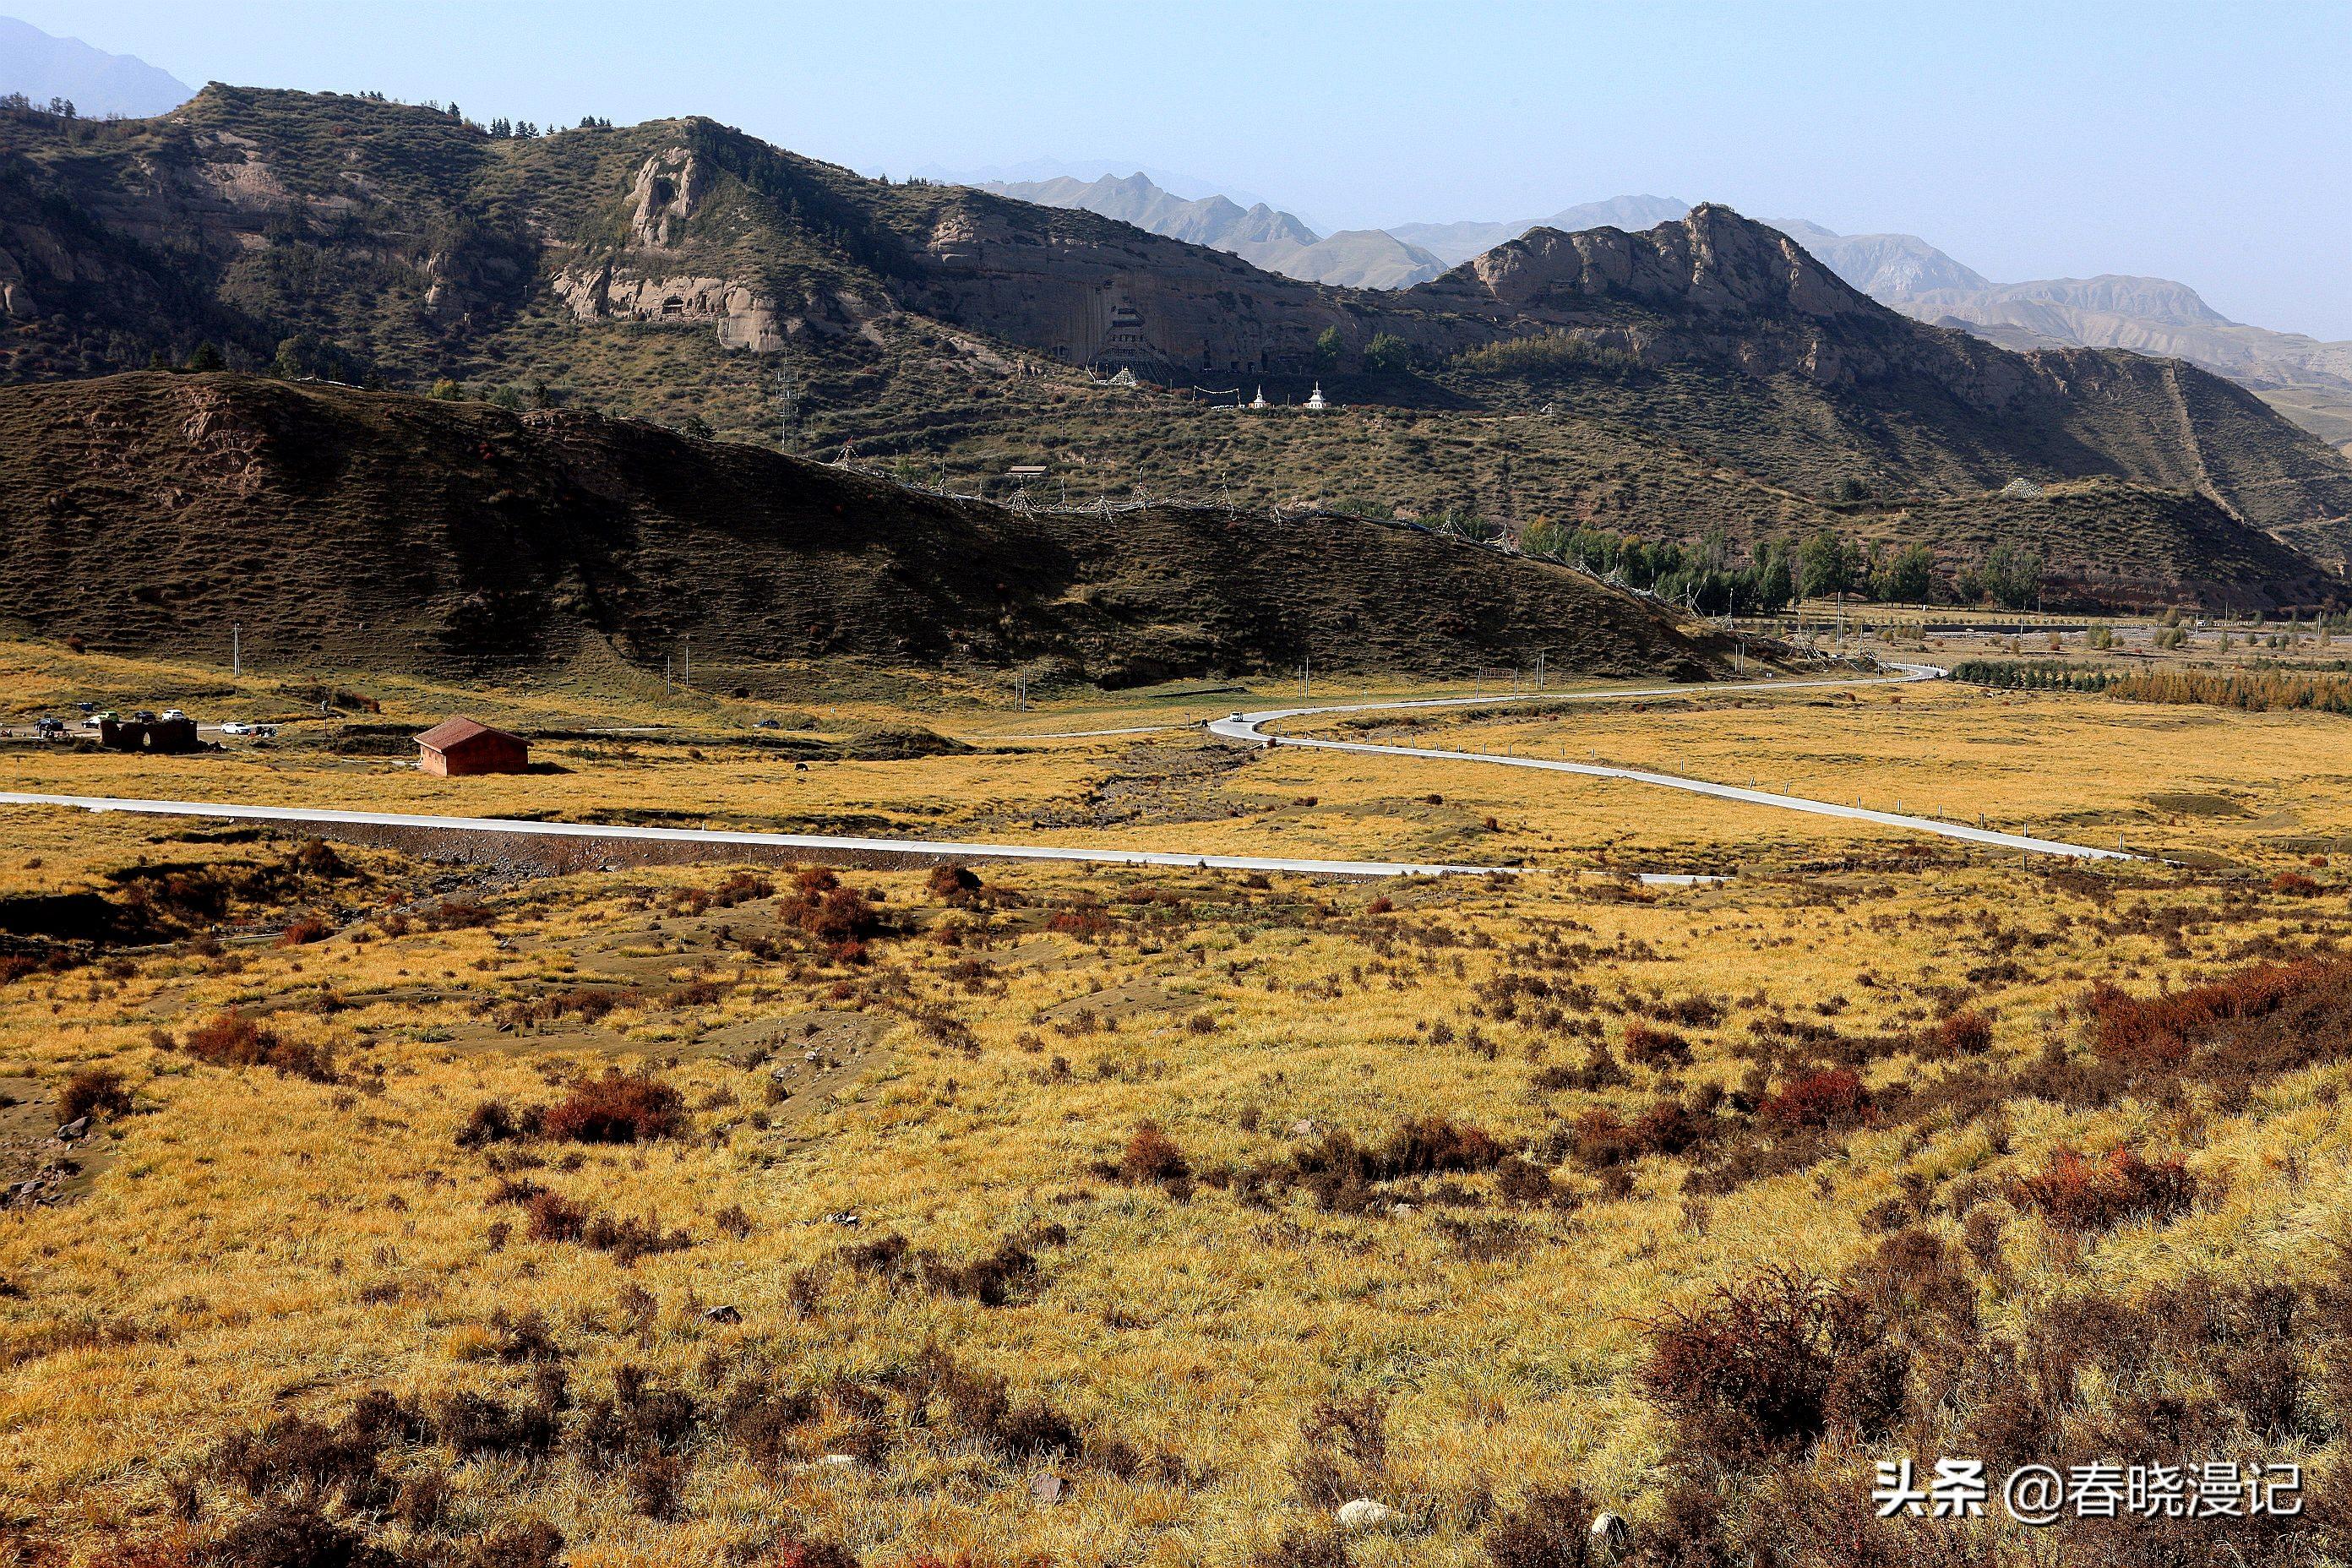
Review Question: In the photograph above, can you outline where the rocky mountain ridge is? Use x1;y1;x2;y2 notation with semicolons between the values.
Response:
1;85;2347;600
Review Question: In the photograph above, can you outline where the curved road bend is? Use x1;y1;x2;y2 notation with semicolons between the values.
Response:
1205;663;2136;863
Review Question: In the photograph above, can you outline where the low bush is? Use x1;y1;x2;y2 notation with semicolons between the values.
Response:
455;1098;539;1149
276;916;333;947
927;863;982;903
1642;1269;1905;1462
525;1191;587;1243
180;1011;336;1083
213;1500;394;1568
2005;1147;2197;1233
1934;1009;1994;1054
435;1388;561;1459
1119;1120;1190;1184
1482;1485;1598;1568
580;1211;694;1264
1757;1068;1869;1130
542;1070;683;1143
1623;1021;1694;1067
58;1066;132;1123
2084;959;2333;1068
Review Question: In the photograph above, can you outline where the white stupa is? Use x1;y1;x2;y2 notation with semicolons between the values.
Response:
1304;382;1328;411
1248;386;1268;410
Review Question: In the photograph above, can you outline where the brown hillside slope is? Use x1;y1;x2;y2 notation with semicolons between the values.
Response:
0;373;1722;683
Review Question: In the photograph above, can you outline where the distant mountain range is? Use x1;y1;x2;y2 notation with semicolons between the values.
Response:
0;16;190;117
976;172;2352;452
1387;196;1694;266
975;173;1446;290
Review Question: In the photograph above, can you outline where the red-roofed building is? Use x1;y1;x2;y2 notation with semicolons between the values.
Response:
414;716;528;776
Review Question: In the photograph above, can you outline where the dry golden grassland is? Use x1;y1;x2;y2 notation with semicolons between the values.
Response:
5;638;2352;1567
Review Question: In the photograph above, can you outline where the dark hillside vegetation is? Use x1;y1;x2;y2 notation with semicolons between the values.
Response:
0;373;1723;685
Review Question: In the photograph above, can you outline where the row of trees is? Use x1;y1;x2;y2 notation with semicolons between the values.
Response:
0;93;79;117
1515;522;2046;612
1952;662;2352;715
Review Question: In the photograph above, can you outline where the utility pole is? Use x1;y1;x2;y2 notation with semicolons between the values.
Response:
1534;651;1544;693
1015;672;1027;712
231;623;241;678
682;636;690;692
774;350;799;449
665;655;672;697
1302;651;1310;700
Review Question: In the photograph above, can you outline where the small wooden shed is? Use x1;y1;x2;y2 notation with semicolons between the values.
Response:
415;716;528;776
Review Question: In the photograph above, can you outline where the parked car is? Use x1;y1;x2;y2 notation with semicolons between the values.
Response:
220;720;272;736
34;717;64;738
161;708;188;721
132;710;159;723
82;710;115;729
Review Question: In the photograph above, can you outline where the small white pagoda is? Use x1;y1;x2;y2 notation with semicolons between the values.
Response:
1248;386;1269;410
1304;382;1329;411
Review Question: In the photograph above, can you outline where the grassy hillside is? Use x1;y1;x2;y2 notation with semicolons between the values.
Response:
0;373;1724;686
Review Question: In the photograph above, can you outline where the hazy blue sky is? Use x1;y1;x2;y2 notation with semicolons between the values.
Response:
19;0;2351;336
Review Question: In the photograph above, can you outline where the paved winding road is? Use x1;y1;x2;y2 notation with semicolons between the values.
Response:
0;663;2132;882
1204;663;2136;863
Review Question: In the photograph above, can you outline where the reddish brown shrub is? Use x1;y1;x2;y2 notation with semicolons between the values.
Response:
1119;1120;1190;1184
760;1542;859;1568
710;871;774;907
1624;1021;1694;1067
1630;1100;1707;1157
581;1211;694;1264
2005;1147;2197;1233
455;1098;537;1149
182;1010;274;1066
2084;959;2333;1067
180;1011;335;1082
526;1191;588;1243
1366;895;1394;914
277;916;333;947
58;1067;132;1123
2272;871;2322;896
927;864;982;901
1482;1485;1598;1568
212;1501;393;1568
1045;902;1112;939
542;1070;684;1143
1571;1102;1707;1168
1381;1115;1506;1175
1935;1010;1994;1054
803;888;879;945
1641;1269;1905;1462
1758;1068;1869;1130
460;1519;566;1568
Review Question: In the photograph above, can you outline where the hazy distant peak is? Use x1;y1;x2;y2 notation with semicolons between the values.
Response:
0;15;191;117
1760;218;1994;298
1964;275;2235;328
